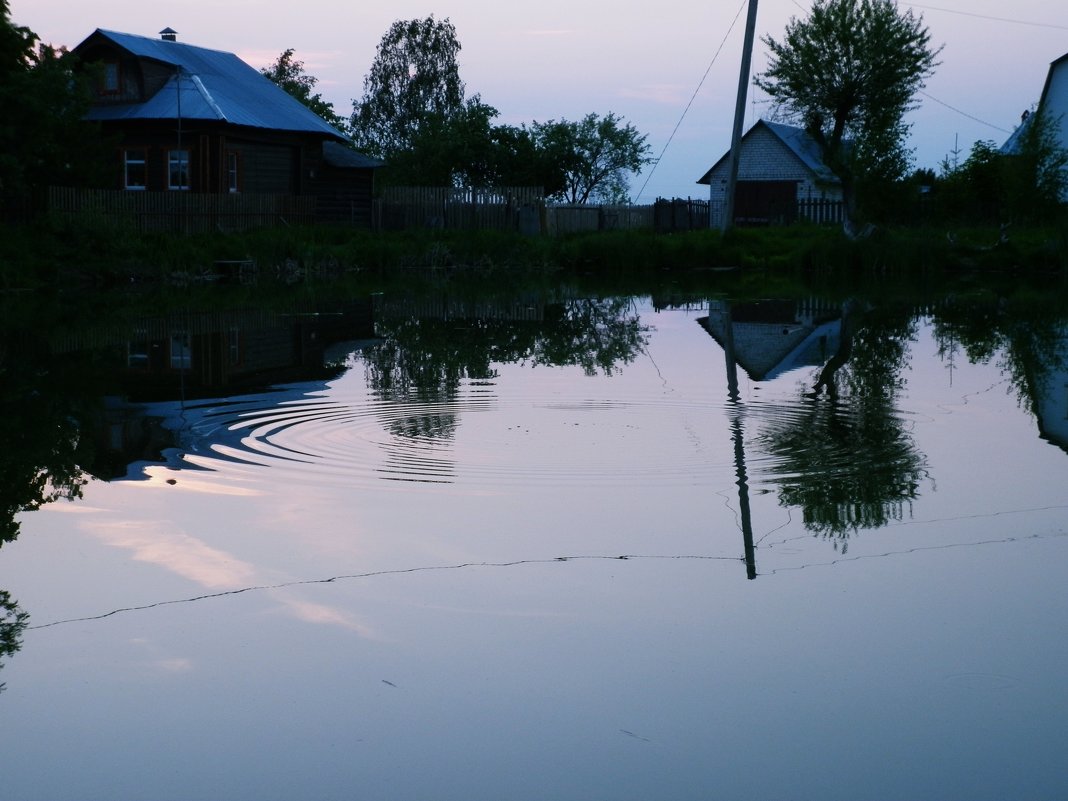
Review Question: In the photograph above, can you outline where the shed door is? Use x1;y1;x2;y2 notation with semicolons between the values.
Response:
733;181;798;225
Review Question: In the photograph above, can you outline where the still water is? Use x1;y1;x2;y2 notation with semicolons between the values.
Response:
2;284;1068;800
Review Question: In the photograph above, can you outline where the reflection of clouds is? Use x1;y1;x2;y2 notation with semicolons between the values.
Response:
88;522;376;636
89;521;257;589
275;595;376;637
126;637;195;674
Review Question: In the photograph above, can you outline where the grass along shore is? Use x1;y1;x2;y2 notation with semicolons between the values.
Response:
2;218;1066;291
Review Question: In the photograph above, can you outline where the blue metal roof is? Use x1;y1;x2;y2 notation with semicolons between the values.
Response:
762;120;840;183
78;29;346;140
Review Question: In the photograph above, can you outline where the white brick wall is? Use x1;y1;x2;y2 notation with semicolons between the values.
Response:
702;126;842;205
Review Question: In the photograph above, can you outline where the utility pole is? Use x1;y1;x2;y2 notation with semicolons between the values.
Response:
719;0;760;232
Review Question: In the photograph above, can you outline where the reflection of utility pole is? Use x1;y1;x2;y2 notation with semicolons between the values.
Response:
719;302;757;579
720;0;760;232
176;65;187;234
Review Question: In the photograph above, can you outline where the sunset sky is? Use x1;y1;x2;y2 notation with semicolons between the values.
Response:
12;0;1068;202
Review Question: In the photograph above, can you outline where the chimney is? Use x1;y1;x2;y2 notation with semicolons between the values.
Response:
160;27;178;42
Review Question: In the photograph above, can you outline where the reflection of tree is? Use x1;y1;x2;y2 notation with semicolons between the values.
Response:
0;341;99;546
756;302;928;542
0;590;28;694
529;299;649;376
932;294;1068;418
362;297;649;441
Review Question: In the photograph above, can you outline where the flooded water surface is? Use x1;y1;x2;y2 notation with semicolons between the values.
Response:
2;284;1067;800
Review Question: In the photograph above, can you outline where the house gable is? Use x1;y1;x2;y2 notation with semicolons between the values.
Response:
1000;51;1068;201
697;121;839;184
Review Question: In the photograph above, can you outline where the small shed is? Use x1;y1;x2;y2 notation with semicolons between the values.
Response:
316;141;384;226
696;119;843;227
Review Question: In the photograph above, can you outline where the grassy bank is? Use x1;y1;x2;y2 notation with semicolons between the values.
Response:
2;216;1066;292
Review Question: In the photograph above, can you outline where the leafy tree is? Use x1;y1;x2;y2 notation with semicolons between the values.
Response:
351;15;465;159
937;139;1005;222
935;108;1068;224
261;48;348;133
755;0;941;229
383;98;573;192
384;96;502;187
532;113;652;204
0;1;109;195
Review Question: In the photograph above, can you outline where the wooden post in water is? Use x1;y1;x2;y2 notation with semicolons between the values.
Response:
719;0;760;232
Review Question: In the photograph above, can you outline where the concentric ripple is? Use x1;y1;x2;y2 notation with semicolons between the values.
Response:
162;380;750;491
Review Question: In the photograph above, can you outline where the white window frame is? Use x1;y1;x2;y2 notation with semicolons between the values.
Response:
168;149;191;191
124;148;147;190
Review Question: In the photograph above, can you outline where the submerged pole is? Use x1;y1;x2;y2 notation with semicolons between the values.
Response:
720;0;760;232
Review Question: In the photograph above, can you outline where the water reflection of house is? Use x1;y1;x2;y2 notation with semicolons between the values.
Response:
699;299;842;381
58;300;375;478
1030;328;1068;454
52;300;371;398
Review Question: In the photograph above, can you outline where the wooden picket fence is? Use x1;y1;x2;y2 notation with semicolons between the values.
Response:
547;204;654;235
47;187;316;232
796;198;845;225
706;197;846;228
376;187;655;236
376;186;545;233
654;197;710;233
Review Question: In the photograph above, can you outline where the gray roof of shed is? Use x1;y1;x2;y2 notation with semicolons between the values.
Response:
696;119;840;184
75;29;346;140
323;140;385;169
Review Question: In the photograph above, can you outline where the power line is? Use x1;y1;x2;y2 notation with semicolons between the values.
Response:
902;3;1068;31
922;90;1012;134
634;0;748;202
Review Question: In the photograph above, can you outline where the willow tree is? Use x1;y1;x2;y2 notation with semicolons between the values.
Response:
351;15;465;159
755;0;941;232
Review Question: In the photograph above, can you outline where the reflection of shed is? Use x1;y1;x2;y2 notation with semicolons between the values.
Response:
699;299;841;381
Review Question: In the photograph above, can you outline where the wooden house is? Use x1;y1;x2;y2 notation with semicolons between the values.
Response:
71;28;383;225
696;119;843;227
